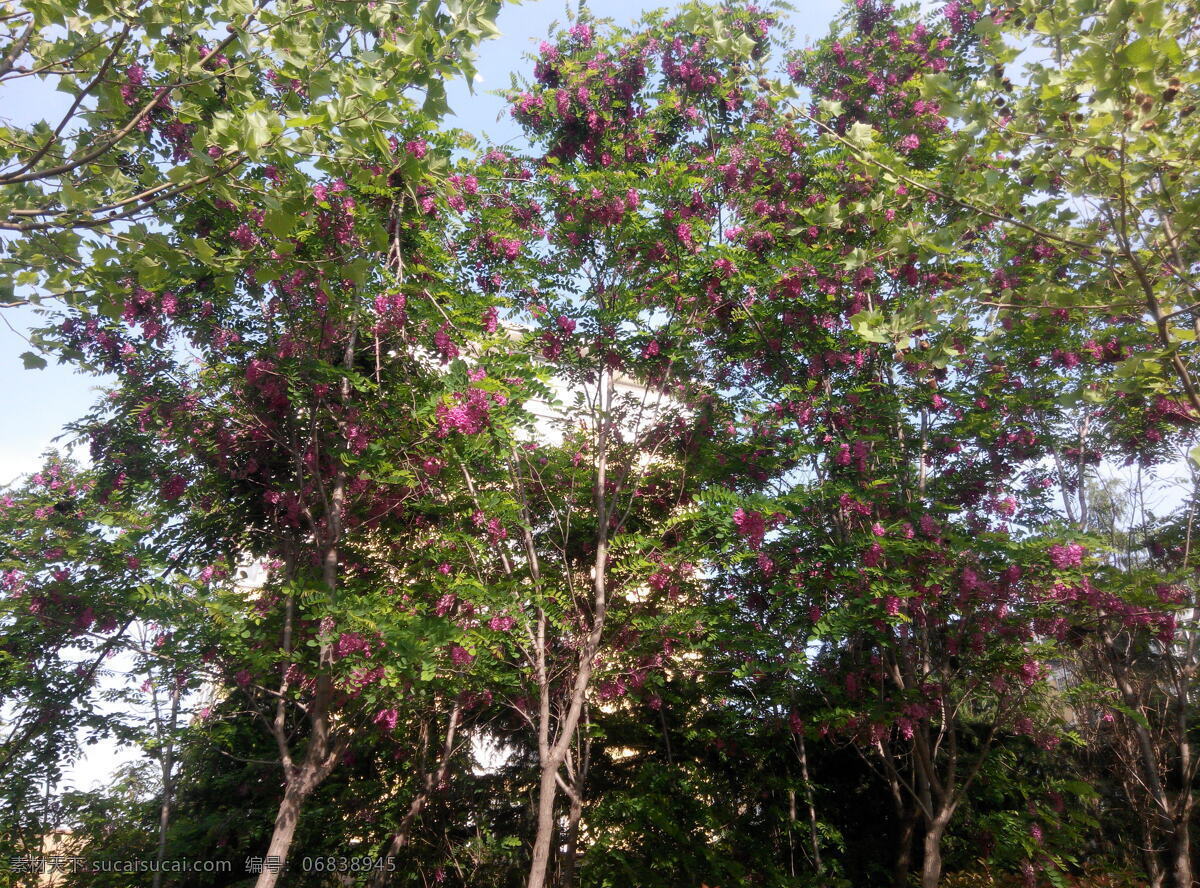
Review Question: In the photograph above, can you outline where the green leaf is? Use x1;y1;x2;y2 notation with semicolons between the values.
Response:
849;311;889;344
263;210;294;239
192;237;216;265
1119;36;1156;71
846;121;877;148
422;79;449;117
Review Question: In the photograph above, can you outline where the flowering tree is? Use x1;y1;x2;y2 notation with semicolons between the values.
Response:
900;2;1200;884
0;0;533;882
682;2;1113;884
0;455;216;880
27;94;530;888
445;6;809;884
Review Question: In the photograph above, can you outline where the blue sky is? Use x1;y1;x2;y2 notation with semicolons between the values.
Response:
0;0;844;486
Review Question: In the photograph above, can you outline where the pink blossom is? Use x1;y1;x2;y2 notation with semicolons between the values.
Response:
863;543;884;567
433;324;459;362
161;475;187;501
487;518;507;544
336;632;371;659
120;65;144;104
1019;660;1041;687
733;508;766;550
374;708;399;732
1048;542;1084;569
483;307;499;333
497;238;522;260
230;224;258;250
435;387;492;436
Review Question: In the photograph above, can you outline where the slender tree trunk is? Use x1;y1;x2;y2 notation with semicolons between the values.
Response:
560;736;590;888
878;738;919;888
795;730;822;874
787;788;798;878
151;680;179;888
255;674;342;888
1171;718;1196;888
561;787;583;888
527;366;613;888
1106;637;1183;874
254;527;342;887
528;756;562;888
1172;816;1193;888
369;704;461;888
255;330;356;888
1121;766;1165;887
257;772;316;888
1147;845;1167;888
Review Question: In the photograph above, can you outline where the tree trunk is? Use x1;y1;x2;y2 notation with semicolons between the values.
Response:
561;787;583;888
560;736;589;888
1147;848;1167;888
369;704;461;888
526;366;613;888
1172;816;1194;888
151;680;179;888
795;729;822;874
895;805;918;888
920;812;951;888
255;773;315;888
528;756;562;888
255;675;338;888
253;304;355;888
